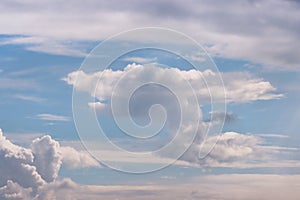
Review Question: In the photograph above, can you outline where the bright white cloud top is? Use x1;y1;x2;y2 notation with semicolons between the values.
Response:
64;64;282;104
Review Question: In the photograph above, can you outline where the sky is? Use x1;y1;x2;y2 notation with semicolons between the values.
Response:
0;0;300;199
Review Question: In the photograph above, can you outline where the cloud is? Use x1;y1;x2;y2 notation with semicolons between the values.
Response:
0;180;32;200
62;64;295;170
257;133;289;139
3;174;299;200
0;129;45;191
31;136;62;182
122;57;157;64
64;64;283;167
35;114;70;122
5;133;44;146
88;102;107;113
0;128;299;199
179;131;300;168
0;78;39;91
64;64;282;104
198;132;267;165
204;111;238;123
0;0;299;70
12;94;45;103
0;36;87;57
0;128;100;199
60;146;100;169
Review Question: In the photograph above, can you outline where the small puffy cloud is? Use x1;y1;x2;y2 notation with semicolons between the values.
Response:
201;132;265;164
88;102;107;113
60;146;100;169
204;111;238;123
179;131;291;168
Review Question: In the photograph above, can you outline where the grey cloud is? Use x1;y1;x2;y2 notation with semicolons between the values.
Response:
204;111;238;123
0;0;299;70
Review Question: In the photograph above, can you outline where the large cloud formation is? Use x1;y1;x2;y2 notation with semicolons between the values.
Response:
64;64;282;104
64;64;283;165
0;129;298;199
0;0;299;70
0;129;100;199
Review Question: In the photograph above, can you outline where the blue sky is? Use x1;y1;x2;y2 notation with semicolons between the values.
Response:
0;0;300;199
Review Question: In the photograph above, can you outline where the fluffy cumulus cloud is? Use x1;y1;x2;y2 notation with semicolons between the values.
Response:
31;136;62;182
0;129;100;199
182;132;269;166
64;63;282;105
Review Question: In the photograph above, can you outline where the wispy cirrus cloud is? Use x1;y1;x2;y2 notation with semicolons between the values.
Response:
122;56;157;64
257;133;290;139
0;36;88;57
35;114;70;122
0;78;39;90
13;94;46;103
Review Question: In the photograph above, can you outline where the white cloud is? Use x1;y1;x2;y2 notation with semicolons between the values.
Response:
257;133;289;139
196;132;268;166
64;64;282;104
35;114;70;122
64;64;284;167
122;57;157;64
0;128;100;199
0;0;299;70
0;129;45;191
0;128;300;199
180;131;300;168
31;136;62;182
13;94;45;103
60;146;100;169
0;36;87;57
88;102;107;113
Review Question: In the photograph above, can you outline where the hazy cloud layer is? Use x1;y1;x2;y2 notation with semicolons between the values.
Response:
2;174;299;200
